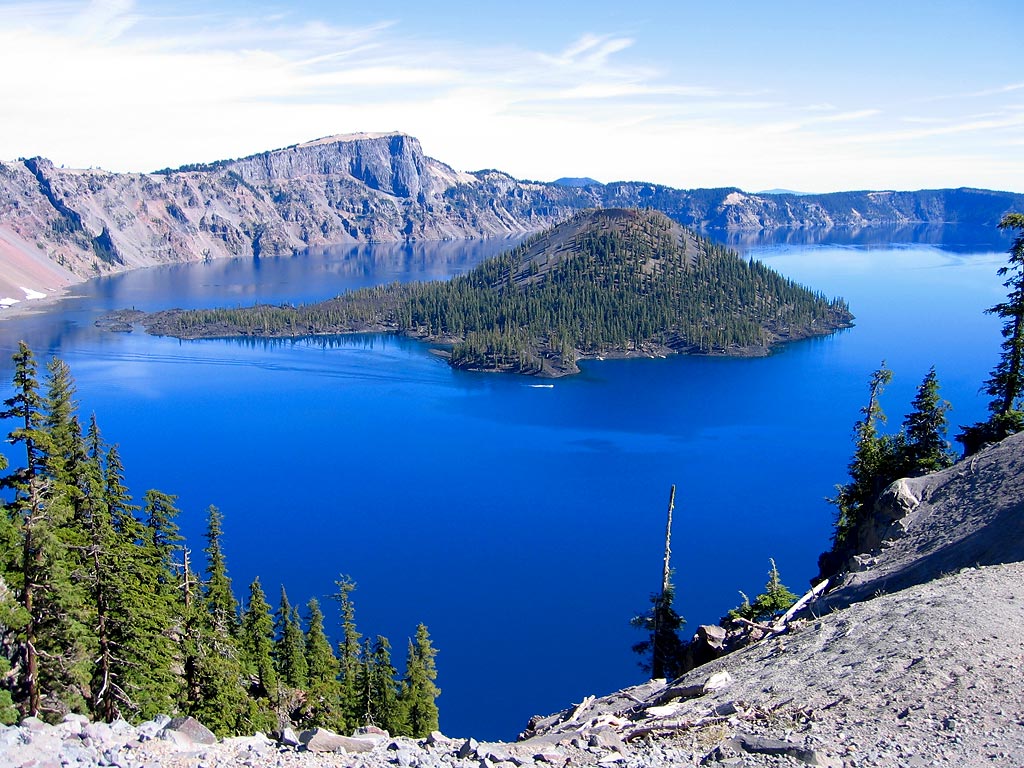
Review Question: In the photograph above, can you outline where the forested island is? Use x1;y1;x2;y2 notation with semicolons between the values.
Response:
124;209;853;376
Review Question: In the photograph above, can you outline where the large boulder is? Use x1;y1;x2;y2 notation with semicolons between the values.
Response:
299;727;377;753
159;716;217;746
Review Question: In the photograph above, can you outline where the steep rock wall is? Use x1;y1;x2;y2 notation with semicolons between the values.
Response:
1;131;1022;300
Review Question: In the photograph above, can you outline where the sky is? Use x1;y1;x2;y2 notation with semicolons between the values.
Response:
0;0;1021;192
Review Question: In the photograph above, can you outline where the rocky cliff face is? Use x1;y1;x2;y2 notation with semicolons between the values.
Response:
1;131;1022;301
0;133;592;299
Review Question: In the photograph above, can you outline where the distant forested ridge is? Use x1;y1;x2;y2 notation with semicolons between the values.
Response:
132;209;853;376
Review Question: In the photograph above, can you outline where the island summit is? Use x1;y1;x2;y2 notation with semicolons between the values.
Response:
127;209;853;377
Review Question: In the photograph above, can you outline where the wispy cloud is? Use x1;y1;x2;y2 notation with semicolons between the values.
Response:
0;0;1020;193
555;34;634;68
922;81;1024;102
841;113;1024;144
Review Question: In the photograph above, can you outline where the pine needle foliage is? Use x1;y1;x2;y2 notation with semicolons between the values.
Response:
0;345;438;734
958;213;1024;453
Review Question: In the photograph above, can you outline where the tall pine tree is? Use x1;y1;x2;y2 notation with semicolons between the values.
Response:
331;575;362;730
187;505;246;736
960;213;1024;453
239;577;277;731
302;598;343;731
401;623;439;737
902;367;955;474
274;587;307;689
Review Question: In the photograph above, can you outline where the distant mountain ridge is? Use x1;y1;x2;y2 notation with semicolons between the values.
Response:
1;131;1022;298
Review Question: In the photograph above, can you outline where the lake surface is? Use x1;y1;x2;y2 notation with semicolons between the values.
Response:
0;225;1012;740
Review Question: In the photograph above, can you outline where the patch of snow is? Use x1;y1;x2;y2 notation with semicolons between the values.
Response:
0;297;20;307
20;287;46;300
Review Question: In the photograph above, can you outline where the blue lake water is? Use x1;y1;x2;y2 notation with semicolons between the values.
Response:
0;225;1012;740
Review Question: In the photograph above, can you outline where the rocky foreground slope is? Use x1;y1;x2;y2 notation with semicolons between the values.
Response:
2;131;1022;302
4;435;1023;767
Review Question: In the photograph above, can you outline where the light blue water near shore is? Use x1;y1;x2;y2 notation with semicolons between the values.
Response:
0;225;1011;739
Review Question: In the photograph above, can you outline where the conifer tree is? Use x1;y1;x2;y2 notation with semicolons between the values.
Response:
42;357;85;486
240;577;278;698
187;505;246;736
367;636;404;734
725;559;799;624
203;505;238;637
959;213;1024;453
401;623;440;737
239;577;277;731
750;559;798;620
102;445;136;533
356;637;373;728
987;213;1024;417
75;418;125;723
33;359;95;716
630;486;687;680
274;587;307;689
2;342;49;480
1;343;72;716
143;490;183;570
830;362;902;548
902;367;955;474
331;575;361;728
115;487;184;720
302;598;343;730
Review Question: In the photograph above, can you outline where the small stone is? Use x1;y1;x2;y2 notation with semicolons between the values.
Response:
587;729;627;755
645;702;685;718
702;671;733;693
276;727;301;747
698;625;727;650
391;745;420;766
425;730;448;747
458;737;480;759
354;724;390;738
136;715;171;740
533;750;566;765
727;732;819;764
21;716;51;731
714;701;740;716
478;744;512;762
159;728;195;750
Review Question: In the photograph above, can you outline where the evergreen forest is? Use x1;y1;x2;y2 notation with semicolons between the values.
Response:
139;209;852;376
0;343;439;736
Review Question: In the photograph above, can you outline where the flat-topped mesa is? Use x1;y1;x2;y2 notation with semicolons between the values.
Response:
295;131;409;147
227;132;455;199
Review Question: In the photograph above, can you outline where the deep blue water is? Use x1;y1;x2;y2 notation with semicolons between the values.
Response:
0;225;1012;740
